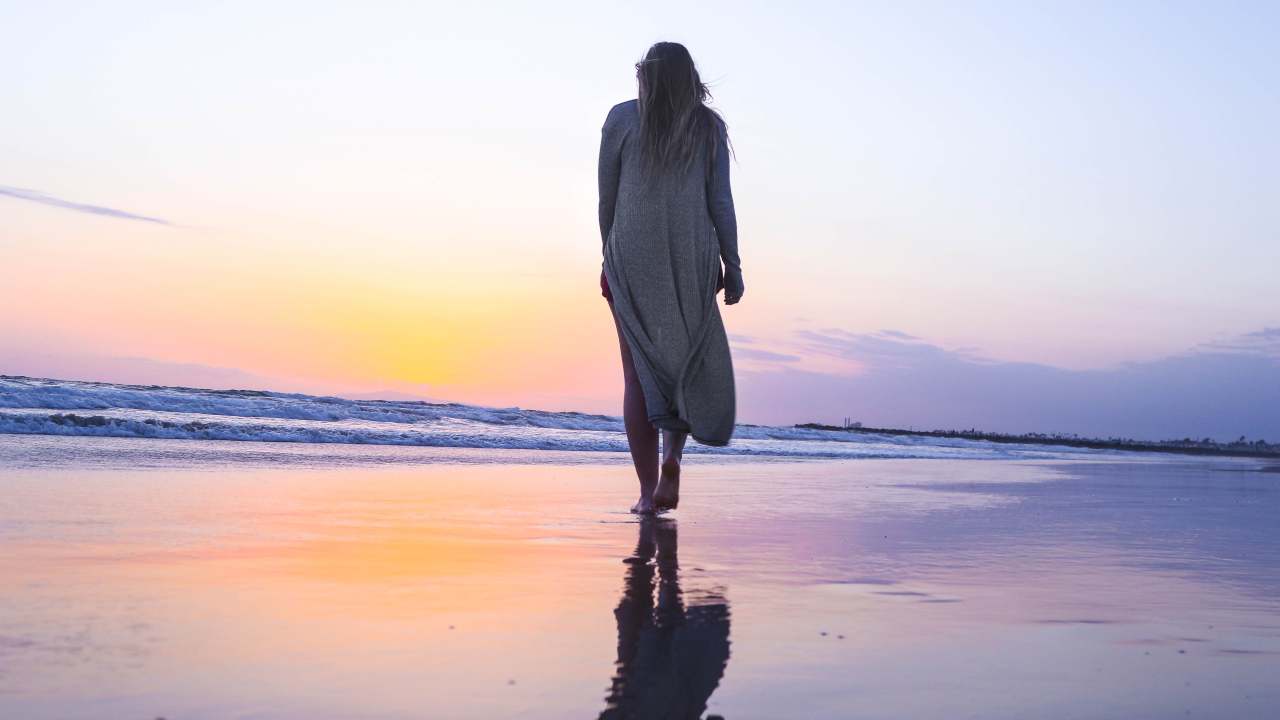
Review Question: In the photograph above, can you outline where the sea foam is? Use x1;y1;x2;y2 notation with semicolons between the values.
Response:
0;376;1104;461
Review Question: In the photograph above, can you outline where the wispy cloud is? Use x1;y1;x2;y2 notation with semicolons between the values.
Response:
0;185;172;226
1196;327;1280;358
732;346;801;363
796;328;983;368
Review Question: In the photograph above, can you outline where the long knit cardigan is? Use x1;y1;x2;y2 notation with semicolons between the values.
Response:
598;99;742;446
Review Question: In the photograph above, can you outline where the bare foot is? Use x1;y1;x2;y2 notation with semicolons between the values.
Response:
654;459;681;510
630;496;656;515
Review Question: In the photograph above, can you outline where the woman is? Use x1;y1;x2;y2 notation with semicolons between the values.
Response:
598;42;744;515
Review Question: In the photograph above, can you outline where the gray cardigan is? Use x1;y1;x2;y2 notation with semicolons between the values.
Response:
599;102;743;298
598;99;740;445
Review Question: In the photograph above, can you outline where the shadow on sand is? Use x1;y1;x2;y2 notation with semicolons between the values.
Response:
599;518;731;720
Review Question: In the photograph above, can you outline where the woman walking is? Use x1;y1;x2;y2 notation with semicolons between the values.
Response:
598;42;744;515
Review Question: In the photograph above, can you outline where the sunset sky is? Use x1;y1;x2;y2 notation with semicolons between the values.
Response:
3;1;1277;439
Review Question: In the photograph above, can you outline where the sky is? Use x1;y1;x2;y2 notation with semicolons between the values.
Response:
2;1;1277;440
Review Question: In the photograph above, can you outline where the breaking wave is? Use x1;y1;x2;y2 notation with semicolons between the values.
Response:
0;376;1105;461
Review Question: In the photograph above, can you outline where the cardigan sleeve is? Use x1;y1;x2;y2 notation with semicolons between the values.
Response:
707;119;742;297
597;105;625;254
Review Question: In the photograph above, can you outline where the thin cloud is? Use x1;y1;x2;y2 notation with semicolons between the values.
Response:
732;346;801;363
796;328;964;367
1195;327;1280;358
0;185;172;226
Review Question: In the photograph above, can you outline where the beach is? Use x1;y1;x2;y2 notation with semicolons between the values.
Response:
4;1;1278;716
2;434;1277;719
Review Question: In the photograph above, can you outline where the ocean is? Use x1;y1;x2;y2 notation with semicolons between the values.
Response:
1;375;1145;462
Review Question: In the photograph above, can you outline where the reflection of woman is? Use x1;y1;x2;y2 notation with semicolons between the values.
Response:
599;520;731;720
599;41;743;514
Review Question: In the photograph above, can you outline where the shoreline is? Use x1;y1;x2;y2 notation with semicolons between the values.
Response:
794;422;1280;460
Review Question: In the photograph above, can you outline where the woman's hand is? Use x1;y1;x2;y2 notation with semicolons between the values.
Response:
722;267;744;305
600;268;612;302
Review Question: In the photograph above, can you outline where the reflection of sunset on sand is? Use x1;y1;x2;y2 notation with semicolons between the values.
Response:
3;439;1278;718
601;519;729;719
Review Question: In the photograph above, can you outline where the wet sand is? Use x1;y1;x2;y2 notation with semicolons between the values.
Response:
1;436;1278;719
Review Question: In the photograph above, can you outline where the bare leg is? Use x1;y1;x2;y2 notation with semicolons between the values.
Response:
610;302;659;513
655;430;687;510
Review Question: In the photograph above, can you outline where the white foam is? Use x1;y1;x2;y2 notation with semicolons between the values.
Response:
0;376;1107;460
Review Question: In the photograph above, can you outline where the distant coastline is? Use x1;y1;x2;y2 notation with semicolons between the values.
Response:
794;423;1280;459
